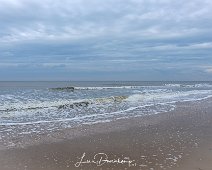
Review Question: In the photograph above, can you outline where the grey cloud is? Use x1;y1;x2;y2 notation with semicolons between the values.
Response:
1;0;212;42
0;0;212;80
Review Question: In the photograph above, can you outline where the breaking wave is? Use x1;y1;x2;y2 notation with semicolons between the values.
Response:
0;96;128;113
50;86;144;91
1;83;212;128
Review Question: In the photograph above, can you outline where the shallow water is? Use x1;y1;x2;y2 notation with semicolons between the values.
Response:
0;81;212;147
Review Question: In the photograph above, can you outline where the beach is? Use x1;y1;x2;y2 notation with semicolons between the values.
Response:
0;97;212;170
1;0;212;168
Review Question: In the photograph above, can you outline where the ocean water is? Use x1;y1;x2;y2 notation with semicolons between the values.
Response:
0;81;212;144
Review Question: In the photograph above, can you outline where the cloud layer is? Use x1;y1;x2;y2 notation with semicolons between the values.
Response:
0;0;212;80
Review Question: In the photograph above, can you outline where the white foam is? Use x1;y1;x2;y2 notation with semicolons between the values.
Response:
0;99;87;112
0;102;174;126
1;87;212;127
165;84;181;87
188;83;212;88
74;86;143;90
125;90;212;103
165;83;212;88
0;95;129;113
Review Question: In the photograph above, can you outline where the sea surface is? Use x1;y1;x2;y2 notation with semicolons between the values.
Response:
0;81;212;147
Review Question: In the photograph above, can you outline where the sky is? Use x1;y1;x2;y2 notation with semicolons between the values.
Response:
0;0;212;81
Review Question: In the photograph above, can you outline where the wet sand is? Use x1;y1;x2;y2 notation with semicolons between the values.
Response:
0;98;212;170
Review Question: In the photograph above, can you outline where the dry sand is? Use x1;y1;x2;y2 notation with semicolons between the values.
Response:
0;98;212;170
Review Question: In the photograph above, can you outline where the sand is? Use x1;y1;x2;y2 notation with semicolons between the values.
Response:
0;98;212;170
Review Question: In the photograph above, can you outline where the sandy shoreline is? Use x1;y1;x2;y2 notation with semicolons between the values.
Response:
0;98;212;170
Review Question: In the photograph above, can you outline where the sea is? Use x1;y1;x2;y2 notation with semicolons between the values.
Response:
0;81;212;147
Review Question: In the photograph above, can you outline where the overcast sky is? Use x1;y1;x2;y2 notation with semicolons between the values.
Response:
0;0;212;81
